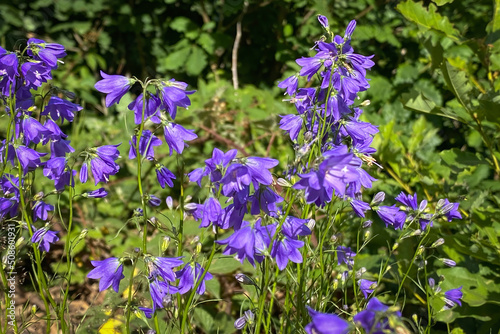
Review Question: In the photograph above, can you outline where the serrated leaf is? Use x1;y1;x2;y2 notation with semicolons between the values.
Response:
396;1;460;41
161;47;191;71
432;0;454;5
185;46;207;76
441;60;473;111
170;16;195;33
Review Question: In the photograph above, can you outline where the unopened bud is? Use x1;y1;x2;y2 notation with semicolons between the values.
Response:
364;230;371;240
146;330;156;334
411;229;422;237
436;199;446;211
166;196;173;210
34;192;44;201
333;279;338;290
362;220;373;228
191;236;200;244
276;178;292;188
15;236;25;248
306;219;316;231
360;99;371;106
371;192;385;205
441;258;456;267
416;246;425;256
161;236;171;252
392;243;399;251
428;278;435;289
412;314;418;324
431;238;445;248
440;203;455;215
418;200;428;212
31;305;37;315
162;294;173;308
235;273;254;285
185;195;192;203
195;242;202;254
304;131;313;142
356;267;366;279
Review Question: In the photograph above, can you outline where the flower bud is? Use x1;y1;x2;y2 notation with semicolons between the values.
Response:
195;242;202;254
418;200;428;212
317;15;329;28
412;314;418;324
276;178;292;188
411;229;422;237
333;279;338;290
306;219;316;231
161;236;171;252
31;305;37;315
416;246;425;256
440;203;455;215
392;242;399;251
356;267;366;279
371;192;385;205
146;330;156;334
361;220;372;229
235;273;254;285
185;195;192;203
191;236;200;245
364;230;371;240
34;192;44;201
428;278;435;289
166;196;173;210
436;199;446;211
162;294;173;308
441;258;456;267
15;236;25;249
431;238;445;248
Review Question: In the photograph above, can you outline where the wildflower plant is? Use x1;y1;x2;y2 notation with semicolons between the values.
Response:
0;14;467;334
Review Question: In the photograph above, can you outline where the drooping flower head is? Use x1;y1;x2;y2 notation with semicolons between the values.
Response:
31;226;59;252
27;38;66;68
444;286;463;308
95;71;135;107
175;262;213;295
87;257;125;293
305;307;350;334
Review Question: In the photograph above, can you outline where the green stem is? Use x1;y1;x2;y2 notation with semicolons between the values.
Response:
264;266;280;332
254;259;270;334
60;183;75;334
180;236;218;333
125;254;139;333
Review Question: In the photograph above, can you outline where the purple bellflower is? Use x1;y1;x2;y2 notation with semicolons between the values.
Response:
305;307;350;334
129;130;162;160
42;96;82;123
353;297;402;334
442;199;462;221
85;188;108;198
279;114;303;141
376;205;406;230
337;246;356;269
95;71;134;107
27;38;66;68
155;164;176;188
217;219;276;266
147;256;184;282
128;93;161;125
444;286;463;308
176;262;213;295
31;227;59;252
277;74;299;96
16;146;46;175
87;257;125;293
359;279;377;299
163;122;197;155
32;200;54;221
159;79;194;120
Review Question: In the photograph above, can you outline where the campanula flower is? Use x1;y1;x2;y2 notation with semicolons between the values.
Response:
270;235;304;270
279;114;303;141
42;96;82;123
16;146;46;175
442;199;462;221
129;130;162;160
149;280;177;311
337;246;356;268
128;93;161;124
376;205;406;230
395;192;418;211
0;52;19;80
234;310;255;330
444;286;463;307
87;257;125;293
85;188;108;198
95;71;135;107
155;164;176;188
43;157;75;191
147;195;161;207
147;256;184;282
353;297;402;333
32;200;54;221
217;220;276;266
359;279;377;299
21;61;51;89
278;74;299;96
250;186;283;217
31;226;59;252
27;38;66;68
317;15;329;29
305;307;350;334
163;122;197;155
159;79;194;120
176;262;213;295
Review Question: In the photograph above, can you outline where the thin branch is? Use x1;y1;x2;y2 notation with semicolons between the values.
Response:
231;1;249;90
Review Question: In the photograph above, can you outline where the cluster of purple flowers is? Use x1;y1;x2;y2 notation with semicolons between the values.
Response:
0;40;111;252
186;147;312;271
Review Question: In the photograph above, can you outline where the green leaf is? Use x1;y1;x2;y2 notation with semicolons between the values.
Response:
432;0;454;5
486;0;500;35
170;16;195;33
440;60;473;111
160;47;191;71
185;46;207;76
402;91;471;123
440;148;486;171
209;257;241;274
396;1;461;41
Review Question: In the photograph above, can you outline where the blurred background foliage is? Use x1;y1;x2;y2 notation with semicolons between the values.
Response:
1;0;500;332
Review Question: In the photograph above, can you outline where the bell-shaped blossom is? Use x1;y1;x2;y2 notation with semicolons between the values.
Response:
21;61;51;89
85;188;108;198
16;146;46;175
175;262;213;295
0;197;19;219
376;205;406;230
149;280;177;311
359;279;377;299
350;199;370;218
128;93;161;124
395;192;418;211
32;200;54;221
50;139;75;158
337;246;356;269
234;310;255;330
155;164;176;188
27;38;66;68
305;307;350;334
43;157;75;191
217;220;276;266
278;74;299;96
163;122;197;155
444;286;463;307
0;52;19;80
250;186;283;217
89;144;121;185
159;79;194;120
87;257;125;293
442;199;462;221
129;130;162;160
147;256;184;282
279;114;303;141
353;297;402;333
198;197;222;228
31;227;59;252
95;71;134;107
19;116;49;145
271;235;304;270
42;96;82;123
